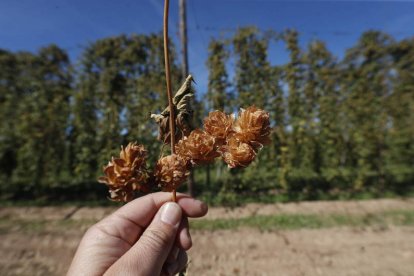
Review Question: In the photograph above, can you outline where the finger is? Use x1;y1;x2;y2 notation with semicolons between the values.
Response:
164;250;188;276
110;192;207;229
69;193;206;276
96;192;207;246
166;246;180;263
176;195;208;218
105;202;182;276
176;216;192;250
167;218;192;263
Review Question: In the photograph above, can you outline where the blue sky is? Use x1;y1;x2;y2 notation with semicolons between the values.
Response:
1;0;414;93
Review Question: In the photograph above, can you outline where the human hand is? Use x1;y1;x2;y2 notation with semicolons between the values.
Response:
67;192;208;276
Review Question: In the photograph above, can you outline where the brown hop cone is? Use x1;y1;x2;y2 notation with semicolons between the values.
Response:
154;154;190;192
107;185;135;202
233;106;271;149
203;110;234;144
120;142;147;168
98;142;151;202
175;129;220;165
221;136;257;168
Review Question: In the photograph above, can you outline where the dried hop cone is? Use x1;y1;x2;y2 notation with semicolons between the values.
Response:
222;136;257;168
155;154;190;192
98;142;150;202
203;110;234;143
175;129;220;165
233;106;271;149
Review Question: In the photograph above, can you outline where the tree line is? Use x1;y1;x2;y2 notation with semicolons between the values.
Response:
0;28;413;203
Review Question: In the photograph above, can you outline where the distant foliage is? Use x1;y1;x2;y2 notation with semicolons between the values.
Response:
0;29;413;202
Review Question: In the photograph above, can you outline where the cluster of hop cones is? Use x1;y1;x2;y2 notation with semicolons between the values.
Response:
98;105;271;202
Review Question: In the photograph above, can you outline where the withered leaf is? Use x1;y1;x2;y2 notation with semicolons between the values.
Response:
150;75;195;144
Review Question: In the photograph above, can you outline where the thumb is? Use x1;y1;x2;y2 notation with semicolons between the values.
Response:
105;202;182;276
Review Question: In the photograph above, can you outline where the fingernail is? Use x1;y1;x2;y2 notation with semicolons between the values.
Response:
160;202;182;227
198;200;208;214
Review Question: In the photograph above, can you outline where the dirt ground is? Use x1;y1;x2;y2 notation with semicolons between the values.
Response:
1;198;413;276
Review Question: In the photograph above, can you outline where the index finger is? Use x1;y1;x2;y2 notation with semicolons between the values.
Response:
106;192;207;231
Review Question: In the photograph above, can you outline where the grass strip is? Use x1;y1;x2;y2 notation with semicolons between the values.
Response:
190;209;414;231
1;209;413;234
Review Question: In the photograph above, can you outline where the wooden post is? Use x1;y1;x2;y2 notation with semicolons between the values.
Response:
179;0;189;78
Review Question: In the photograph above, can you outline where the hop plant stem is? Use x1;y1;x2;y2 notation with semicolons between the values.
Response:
163;0;177;202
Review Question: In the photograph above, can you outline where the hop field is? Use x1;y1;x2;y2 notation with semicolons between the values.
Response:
1;198;413;275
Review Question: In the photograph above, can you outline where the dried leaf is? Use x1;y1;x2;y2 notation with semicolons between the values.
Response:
150;75;195;144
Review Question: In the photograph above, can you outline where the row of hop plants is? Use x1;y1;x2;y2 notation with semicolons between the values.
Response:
98;1;270;202
98;102;271;202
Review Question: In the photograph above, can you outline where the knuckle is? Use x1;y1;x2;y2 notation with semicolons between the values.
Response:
84;223;104;238
87;222;114;239
140;228;172;252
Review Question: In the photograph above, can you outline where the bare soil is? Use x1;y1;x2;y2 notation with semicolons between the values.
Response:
1;198;413;276
189;227;414;276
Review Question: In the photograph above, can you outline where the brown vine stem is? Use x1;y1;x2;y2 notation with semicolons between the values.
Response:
163;0;177;202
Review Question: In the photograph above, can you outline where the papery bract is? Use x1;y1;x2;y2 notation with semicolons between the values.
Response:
203;110;234;144
175;129;220;165
221;136;257;168
154;154;190;192
98;142;150;202
233;106;271;149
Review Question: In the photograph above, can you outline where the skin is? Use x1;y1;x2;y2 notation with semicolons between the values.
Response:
67;192;208;276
